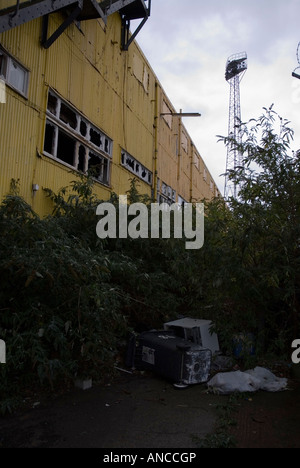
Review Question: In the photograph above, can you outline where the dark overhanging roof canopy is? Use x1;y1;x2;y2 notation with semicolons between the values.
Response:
0;0;151;49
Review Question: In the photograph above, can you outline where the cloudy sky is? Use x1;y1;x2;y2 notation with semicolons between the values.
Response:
133;0;300;194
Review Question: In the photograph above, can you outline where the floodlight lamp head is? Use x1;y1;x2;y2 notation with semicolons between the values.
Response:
225;52;248;82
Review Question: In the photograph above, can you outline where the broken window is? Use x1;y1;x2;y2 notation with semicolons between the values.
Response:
121;149;152;186
104;138;110;155
160;182;176;206
77;145;86;173
178;195;187;208
44;122;56;155
43;89;112;186
102;159;109;185
47;93;58;116
156;178;161;199
88;151;109;185
90;127;102;148
57;129;76;166
80;120;87;137
59;102;77;130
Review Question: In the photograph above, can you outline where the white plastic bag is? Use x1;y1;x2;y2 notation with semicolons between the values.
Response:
245;367;288;392
207;370;261;394
207;367;287;394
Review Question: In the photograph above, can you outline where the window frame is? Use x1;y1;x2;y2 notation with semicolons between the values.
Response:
43;89;112;187
160;182;176;206
193;152;200;171
0;46;29;98
181;130;189;154
162;100;173;129
121;148;153;186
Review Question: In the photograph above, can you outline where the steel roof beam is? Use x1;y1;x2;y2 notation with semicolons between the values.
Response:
0;0;150;50
41;0;83;49
102;0;147;16
0;0;79;33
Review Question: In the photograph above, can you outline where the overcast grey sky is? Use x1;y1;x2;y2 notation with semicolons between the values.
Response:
134;0;300;194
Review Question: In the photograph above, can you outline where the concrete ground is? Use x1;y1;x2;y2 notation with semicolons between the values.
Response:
229;378;300;448
0;371;222;449
1;369;299;449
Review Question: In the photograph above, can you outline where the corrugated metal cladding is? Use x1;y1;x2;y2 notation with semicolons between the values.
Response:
0;11;221;217
0;1;25;9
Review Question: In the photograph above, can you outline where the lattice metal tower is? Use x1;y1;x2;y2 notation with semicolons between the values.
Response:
224;52;248;200
292;42;300;79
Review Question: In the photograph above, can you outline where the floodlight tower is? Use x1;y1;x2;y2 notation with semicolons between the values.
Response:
292;42;300;80
224;52;248;200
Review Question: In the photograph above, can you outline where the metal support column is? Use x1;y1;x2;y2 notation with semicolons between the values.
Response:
41;0;83;49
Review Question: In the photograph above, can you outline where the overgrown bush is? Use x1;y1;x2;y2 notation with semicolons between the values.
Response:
0;180;127;411
1;107;299;412
0;177;198;411
206;106;300;355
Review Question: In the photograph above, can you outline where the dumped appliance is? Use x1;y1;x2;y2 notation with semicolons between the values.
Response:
134;331;212;388
163;318;220;356
126;318;219;387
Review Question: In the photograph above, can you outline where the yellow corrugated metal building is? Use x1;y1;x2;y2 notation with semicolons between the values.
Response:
0;3;221;216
